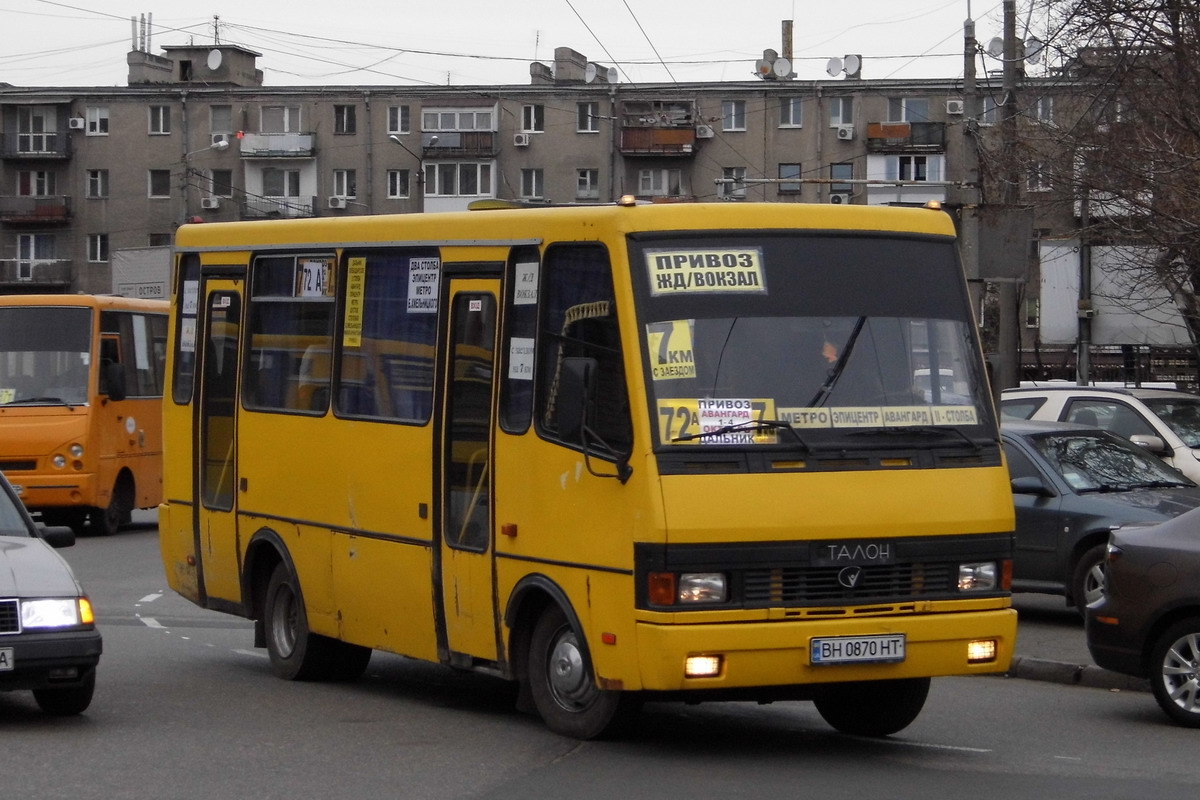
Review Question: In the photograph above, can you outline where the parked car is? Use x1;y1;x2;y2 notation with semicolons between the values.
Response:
0;471;102;715
1001;420;1200;612
1087;508;1200;726
1001;385;1200;482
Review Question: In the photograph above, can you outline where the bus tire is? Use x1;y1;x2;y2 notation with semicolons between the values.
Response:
263;563;335;681
90;474;133;536
329;641;373;682
527;605;633;739
813;677;930;737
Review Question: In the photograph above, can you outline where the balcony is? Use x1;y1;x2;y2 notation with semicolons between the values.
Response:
0;195;72;224
619;128;698;157
241;195;317;219
0;132;72;160
422;131;497;159
239;132;316;158
866;121;946;153
618;99;699;157
0;259;72;286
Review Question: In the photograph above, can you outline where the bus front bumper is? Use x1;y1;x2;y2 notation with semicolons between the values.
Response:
631;608;1017;692
6;472;96;511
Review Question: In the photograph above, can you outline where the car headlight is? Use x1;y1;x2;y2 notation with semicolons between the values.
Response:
21;598;87;629
958;561;998;591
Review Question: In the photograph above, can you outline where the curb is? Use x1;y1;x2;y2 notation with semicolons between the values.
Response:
1007;655;1150;692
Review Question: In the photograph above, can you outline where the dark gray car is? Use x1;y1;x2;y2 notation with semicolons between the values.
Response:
0;471;102;714
1002;420;1200;612
1087;510;1200;726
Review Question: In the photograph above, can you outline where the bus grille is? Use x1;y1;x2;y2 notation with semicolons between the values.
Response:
0;599;19;634
0;461;36;472
742;563;956;606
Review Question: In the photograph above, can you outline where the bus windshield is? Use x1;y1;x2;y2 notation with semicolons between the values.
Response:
630;231;990;448
0;306;92;406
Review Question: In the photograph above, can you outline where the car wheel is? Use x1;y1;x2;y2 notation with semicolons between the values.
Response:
527;605;633;739
33;669;96;716
263;563;336;681
1149;618;1200;727
813;677;930;737
1070;543;1107;614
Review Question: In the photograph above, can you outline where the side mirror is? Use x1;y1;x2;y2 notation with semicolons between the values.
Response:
1011;475;1054;497
1129;434;1169;456
101;361;127;401
555;357;596;442
37;524;76;549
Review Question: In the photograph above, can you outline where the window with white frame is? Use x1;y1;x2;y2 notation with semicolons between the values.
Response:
829;97;853;126
885;154;943;182
388;105;411;134
639;168;683;198
779;97;803;127
981;95;1000;125
86;106;109;136
1035;96;1054;124
423;162;492;196
261;105;302;132
17;170;55;196
334;105;357;135
779;163;802;193
720;167;747;199
422;108;494;131
211;105;232;135
722;100;747;131
888;97;931;122
87;234;109;263
1027;162;1053;192
576;168;600;200
387;169;411;198
86;169;109;198
522;104;545;133
577;102;600;133
17;234;54;280
1025;297;1040;329
332;169;357;198
263;168;301;197
148;169;171;197
520;168;544;199
149;105;171;135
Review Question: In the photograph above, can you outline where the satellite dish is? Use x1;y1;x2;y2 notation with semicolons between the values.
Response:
987;37;1005;58
607;66;619;83
773;57;791;78
843;54;862;76
756;59;773;77
1025;37;1044;65
584;63;597;83
826;57;843;77
206;48;222;71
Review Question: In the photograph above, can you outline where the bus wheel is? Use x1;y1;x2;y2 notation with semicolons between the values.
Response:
263;563;335;681
329;641;373;682
813;677;930;737
90;475;133;536
527;605;632;739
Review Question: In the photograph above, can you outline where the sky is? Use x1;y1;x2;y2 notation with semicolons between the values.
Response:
0;1;1037;89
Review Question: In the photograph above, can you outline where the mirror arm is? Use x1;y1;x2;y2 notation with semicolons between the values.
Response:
579;425;633;485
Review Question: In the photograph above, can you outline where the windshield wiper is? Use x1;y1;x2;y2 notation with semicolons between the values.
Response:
10;395;75;407
673;418;808;450
806;317;866;408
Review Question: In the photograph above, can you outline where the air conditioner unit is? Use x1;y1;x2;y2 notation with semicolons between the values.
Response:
945;99;965;115
513;133;531;147
328;196;347;209
836;125;855;141
200;197;221;210
68;117;86;130
695;124;714;139
211;133;230;146
829;193;852;205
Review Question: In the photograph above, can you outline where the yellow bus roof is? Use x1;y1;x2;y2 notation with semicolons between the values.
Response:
0;294;168;312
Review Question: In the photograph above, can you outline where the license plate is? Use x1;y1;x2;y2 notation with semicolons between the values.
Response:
811;634;906;665
11;484;23;497
0;647;12;671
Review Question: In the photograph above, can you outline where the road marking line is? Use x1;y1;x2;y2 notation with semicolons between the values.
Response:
138;593;162;603
140;617;165;628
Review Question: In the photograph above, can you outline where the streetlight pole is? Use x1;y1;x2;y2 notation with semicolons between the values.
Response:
389;134;436;212
180;138;230;223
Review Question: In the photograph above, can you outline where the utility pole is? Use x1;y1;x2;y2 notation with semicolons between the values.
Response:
995;0;1023;390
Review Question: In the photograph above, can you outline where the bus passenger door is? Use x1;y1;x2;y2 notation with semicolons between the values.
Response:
195;280;243;604
438;279;500;663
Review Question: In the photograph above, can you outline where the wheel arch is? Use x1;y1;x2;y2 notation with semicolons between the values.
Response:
1140;606;1200;676
504;574;589;690
242;526;294;644
1066;530;1112;604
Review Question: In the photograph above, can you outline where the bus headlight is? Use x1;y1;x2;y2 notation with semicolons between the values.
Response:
52;454;67;469
678;573;728;604
69;443;85;458
958;561;998;591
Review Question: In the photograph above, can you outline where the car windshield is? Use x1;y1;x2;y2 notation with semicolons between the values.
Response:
1142;397;1200;448
1028;430;1192;492
0;485;32;537
0;306;92;406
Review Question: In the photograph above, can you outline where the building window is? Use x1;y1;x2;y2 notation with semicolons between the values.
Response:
577;102;600;133
888;97;931;122
522;104;545;133
422;108;493;131
86;169;109;198
333;169;357;198
148;169;171;197
210;169;234;197
829;97;853;127
576;168;600;200
148;233;172;247
520;168;544;199
424;162;492;196
87;234;109;263
1025;298;1040;329
885;155;942;182
830;162;854;194
722;100;746;131
334;105;357;135
388;105;410;134
779;97;803;127
262;106;302;132
639;168;683;198
264;168;301;197
1035;96;1054;124
17;170;55;196
1027;162;1052;192
211;105;232;135
779;163;802;193
387;169;411;198
720;167;747;199
86;106;109;136
981;95;1000;125
149;105;171;135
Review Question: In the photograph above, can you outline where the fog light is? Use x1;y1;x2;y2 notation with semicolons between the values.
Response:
967;639;997;663
69;443;85;458
52;454;67;469
685;654;722;678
